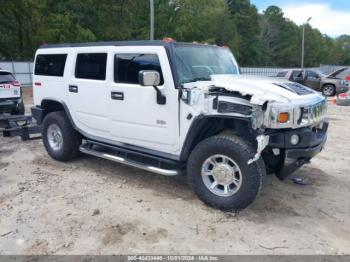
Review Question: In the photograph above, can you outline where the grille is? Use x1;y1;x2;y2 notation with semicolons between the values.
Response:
300;101;326;125
217;101;252;115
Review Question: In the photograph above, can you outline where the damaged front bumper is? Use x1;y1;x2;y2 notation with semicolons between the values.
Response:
276;137;327;179
254;121;328;179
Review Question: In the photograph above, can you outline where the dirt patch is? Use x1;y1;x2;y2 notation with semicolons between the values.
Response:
102;222;137;245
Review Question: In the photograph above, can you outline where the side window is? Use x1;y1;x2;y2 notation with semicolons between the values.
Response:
291;70;303;80
34;54;67;77
75;53;107;80
306;70;319;80
276;71;287;77
114;54;164;85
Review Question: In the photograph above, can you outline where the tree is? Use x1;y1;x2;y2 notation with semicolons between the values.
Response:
227;0;264;65
260;6;300;67
0;0;349;67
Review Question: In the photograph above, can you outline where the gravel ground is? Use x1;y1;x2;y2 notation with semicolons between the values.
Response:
0;88;350;255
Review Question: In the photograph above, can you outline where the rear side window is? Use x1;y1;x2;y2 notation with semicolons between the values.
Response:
35;54;67;76
276;71;287;77
75;53;107;80
291;70;303;80
114;54;164;85
0;72;15;83
306;70;319;80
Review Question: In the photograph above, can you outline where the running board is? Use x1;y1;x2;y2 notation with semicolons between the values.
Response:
79;142;181;176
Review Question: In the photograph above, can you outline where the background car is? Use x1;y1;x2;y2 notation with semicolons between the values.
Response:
275;69;349;96
336;90;350;106
0;69;25;115
331;67;350;81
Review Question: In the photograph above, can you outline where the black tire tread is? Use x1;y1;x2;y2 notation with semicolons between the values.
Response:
187;134;266;211
322;84;336;96
42;111;81;161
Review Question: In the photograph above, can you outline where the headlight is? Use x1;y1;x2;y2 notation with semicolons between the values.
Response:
263;96;326;129
267;107;294;127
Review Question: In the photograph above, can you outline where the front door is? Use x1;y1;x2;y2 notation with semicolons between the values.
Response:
107;46;180;154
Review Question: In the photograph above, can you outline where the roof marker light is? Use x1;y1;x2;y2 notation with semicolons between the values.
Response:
163;37;175;43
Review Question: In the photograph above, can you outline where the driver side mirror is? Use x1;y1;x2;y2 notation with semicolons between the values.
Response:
138;70;166;105
139;70;160;86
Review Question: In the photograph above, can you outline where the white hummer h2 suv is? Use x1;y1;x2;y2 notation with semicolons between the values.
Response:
31;40;328;211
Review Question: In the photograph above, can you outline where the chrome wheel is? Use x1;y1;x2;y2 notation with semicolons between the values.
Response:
47;124;63;151
323;85;335;96
201;154;242;197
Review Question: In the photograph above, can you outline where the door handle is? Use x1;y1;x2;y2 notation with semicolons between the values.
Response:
111;91;124;100
69;85;78;93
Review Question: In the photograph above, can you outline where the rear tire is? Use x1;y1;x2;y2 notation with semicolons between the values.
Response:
42;111;82;161
322;84;336;96
187;134;266;211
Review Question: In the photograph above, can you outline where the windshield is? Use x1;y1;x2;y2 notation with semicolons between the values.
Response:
173;45;239;84
317;71;327;77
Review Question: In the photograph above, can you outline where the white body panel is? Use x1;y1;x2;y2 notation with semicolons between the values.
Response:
33;48;68;107
34;46;180;155
33;44;326;160
107;46;179;152
66;47;110;138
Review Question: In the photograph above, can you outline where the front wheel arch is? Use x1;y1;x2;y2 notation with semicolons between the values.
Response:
180;115;256;162
36;99;75;128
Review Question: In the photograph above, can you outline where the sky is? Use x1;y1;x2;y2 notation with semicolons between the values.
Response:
252;0;350;36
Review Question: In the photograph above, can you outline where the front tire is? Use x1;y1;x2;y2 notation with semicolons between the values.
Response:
42;111;82;161
187;135;266;211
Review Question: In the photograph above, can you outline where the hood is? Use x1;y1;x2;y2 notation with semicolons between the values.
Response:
327;67;348;78
183;74;322;105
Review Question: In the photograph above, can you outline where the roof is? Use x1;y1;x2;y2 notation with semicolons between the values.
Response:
38;40;221;49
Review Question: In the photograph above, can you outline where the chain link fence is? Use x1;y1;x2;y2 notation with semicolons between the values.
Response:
0;61;348;86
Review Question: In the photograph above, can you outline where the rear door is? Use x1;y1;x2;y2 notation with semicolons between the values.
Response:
107;46;180;154
304;70;321;90
0;72;20;99
67;50;110;138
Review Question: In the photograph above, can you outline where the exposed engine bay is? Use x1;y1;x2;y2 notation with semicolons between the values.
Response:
181;74;328;177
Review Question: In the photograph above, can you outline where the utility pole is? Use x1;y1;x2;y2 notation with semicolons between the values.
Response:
301;17;312;68
150;0;154;40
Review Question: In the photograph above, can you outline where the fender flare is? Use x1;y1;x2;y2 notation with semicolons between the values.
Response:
33;99;76;129
179;114;252;161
